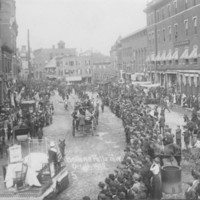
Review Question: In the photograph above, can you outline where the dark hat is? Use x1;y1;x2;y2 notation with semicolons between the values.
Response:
124;147;130;152
119;192;126;198
109;174;115;180
98;182;105;189
125;181;132;189
105;178;111;185
98;193;106;199
82;196;91;200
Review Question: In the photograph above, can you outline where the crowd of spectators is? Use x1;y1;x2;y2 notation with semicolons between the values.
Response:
0;81;55;158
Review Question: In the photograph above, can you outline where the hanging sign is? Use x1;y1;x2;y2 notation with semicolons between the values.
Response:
9;145;22;163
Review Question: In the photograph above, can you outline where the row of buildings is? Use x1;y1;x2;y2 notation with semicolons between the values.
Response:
0;0;20;105
19;41;115;84
112;0;200;96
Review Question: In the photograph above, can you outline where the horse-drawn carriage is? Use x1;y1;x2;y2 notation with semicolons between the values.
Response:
20;100;36;114
72;106;98;137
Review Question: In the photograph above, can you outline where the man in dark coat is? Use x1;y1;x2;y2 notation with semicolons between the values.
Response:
175;125;182;147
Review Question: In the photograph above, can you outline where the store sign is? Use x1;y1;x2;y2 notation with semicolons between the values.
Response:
9;145;22;163
174;40;190;47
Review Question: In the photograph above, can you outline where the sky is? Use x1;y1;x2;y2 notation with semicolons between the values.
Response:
16;0;147;55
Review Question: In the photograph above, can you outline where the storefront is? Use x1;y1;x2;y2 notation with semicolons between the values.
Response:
177;72;199;96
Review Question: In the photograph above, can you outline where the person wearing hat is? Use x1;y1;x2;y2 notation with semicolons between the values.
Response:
48;141;58;176
159;114;165;136
150;157;162;200
183;126;190;150
175;125;182;147
82;196;91;200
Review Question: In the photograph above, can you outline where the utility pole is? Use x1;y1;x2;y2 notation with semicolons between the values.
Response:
27;29;31;83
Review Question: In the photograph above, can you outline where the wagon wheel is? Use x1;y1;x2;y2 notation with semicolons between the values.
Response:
91;120;94;136
94;117;98;130
72;122;75;137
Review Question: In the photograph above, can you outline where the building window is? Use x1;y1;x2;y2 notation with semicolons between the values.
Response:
174;0;177;14
174;24;178;40
151;13;154;24
156;10;160;22
168;26;172;41
148;33;151;46
157;30;160;43
163;28;166;42
193;17;197;34
167;4;171;17
162;7;165;19
185;0;188;9
152;32;154;45
148;14;151;25
184;19;188;36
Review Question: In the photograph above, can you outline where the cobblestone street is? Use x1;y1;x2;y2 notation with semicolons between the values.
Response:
43;93;195;199
43;92;125;200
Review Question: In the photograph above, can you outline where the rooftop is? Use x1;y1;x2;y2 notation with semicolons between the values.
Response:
121;27;147;41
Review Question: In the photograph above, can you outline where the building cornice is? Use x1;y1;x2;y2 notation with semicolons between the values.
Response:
147;3;200;29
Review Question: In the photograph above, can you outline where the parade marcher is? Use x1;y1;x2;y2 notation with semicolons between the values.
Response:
159;114;165;135
175;125;182;147
183;126;190;150
48;141;58;176
72;107;79;131
154;105;159;119
101;101;105;113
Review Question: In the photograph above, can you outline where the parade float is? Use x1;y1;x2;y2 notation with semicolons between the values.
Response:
0;138;69;200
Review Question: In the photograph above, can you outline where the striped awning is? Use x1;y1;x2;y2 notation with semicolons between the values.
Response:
160;50;166;61
165;49;172;61
150;53;155;61
189;46;198;59
180;48;189;59
155;52;161;61
172;49;178;60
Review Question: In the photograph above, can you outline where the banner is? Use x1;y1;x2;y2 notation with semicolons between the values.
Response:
182;75;186;85
9;145;22;163
188;76;191;86
194;76;198;87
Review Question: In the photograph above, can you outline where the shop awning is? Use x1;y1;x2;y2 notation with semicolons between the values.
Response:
65;76;82;82
180;48;189;59
172;49;178;60
160;51;166;61
189;46;198;59
165;49;172;61
155;52;161;61
150;53;155;61
46;75;57;79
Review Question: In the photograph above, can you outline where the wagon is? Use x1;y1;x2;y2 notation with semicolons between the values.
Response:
72;115;97;137
20;100;36;114
13;125;30;144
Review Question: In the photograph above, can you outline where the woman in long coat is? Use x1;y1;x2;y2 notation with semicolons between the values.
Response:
150;157;162;200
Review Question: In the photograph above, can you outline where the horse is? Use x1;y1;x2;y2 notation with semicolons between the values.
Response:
149;142;181;166
58;139;66;158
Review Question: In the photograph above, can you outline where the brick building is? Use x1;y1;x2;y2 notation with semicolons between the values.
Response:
113;28;148;82
145;0;200;95
92;60;114;84
33;41;76;80
0;0;19;105
44;50;110;84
